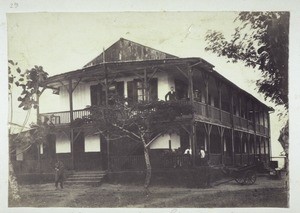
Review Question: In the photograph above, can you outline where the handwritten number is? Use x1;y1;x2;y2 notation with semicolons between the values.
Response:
10;2;19;8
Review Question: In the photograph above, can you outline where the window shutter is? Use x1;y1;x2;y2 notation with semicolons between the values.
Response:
90;84;102;106
149;78;158;101
127;81;137;104
116;81;124;98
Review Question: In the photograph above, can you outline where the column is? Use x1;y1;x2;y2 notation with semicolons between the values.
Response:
68;79;75;170
191;123;196;166
216;80;222;121
229;88;235;165
187;65;194;103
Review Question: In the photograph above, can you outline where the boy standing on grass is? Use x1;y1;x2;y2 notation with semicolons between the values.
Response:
54;159;64;190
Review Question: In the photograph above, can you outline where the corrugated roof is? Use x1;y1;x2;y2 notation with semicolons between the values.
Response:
41;38;272;111
84;38;178;67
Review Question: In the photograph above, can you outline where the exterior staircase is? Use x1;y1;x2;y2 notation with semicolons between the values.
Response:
65;170;107;186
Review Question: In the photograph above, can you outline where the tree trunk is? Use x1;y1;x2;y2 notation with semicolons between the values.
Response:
143;146;152;189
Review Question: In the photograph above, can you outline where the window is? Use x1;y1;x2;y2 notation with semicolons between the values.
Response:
127;78;157;104
90;81;124;106
136;81;145;101
84;135;101;152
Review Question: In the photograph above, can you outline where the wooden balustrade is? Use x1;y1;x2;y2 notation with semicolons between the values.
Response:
233;115;240;126
248;121;254;131
40;111;71;124
73;109;90;120
210;154;222;165
193;101;206;116
210;106;220;121
248;154;255;165
255;124;268;135
241;154;249;165
224;155;233;165
160;154;192;168
240;118;248;129
40;101;269;136
41;109;90;124
221;111;231;125
109;154;193;171
234;154;242;165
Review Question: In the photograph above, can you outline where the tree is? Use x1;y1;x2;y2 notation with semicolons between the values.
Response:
8;60;49;201
205;12;289;110
9;60;48;111
84;97;193;191
205;12;290;188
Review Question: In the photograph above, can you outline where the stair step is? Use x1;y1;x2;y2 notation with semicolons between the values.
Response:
68;177;103;180
65;170;107;185
65;180;101;184
66;179;101;182
70;174;106;177
74;171;106;174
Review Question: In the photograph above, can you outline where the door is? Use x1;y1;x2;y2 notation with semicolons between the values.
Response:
175;79;188;100
90;84;103;106
73;131;103;171
73;131;85;170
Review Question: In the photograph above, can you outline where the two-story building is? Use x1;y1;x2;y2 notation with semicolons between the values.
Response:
11;38;273;173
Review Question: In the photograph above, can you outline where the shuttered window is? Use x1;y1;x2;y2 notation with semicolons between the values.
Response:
127;78;158;104
90;84;102;106
91;81;124;105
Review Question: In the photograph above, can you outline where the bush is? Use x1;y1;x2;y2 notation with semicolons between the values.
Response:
106;167;225;188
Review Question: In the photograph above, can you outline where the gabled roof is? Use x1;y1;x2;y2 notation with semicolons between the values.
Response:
84;38;178;67
42;38;272;111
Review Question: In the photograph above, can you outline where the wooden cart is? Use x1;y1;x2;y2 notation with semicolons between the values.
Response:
221;164;257;185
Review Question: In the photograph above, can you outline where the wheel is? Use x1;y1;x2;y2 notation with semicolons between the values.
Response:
244;170;257;185
234;174;245;184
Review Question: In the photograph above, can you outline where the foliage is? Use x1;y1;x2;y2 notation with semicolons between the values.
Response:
86;100;193;143
8;59;52;156
278;120;289;155
8;60;48;110
205;12;289;110
10;118;55;162
8;167;20;202
8;60;50;199
84;98;193;189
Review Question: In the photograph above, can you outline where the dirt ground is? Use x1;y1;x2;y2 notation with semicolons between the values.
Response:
9;176;288;208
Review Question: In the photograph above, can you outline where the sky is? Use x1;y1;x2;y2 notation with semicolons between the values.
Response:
6;12;287;156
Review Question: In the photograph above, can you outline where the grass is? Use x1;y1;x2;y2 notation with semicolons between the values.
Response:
9;183;288;208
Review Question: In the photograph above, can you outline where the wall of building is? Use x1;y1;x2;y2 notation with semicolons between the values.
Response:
158;72;173;100
55;132;102;153
41;71;175;114
149;133;181;150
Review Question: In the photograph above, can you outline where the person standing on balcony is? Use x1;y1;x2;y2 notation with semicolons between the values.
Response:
165;86;177;101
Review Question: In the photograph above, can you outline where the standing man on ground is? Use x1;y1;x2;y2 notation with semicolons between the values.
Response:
200;146;206;166
54;159;64;190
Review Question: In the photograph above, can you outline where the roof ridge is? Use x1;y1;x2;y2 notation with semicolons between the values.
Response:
83;37;178;67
